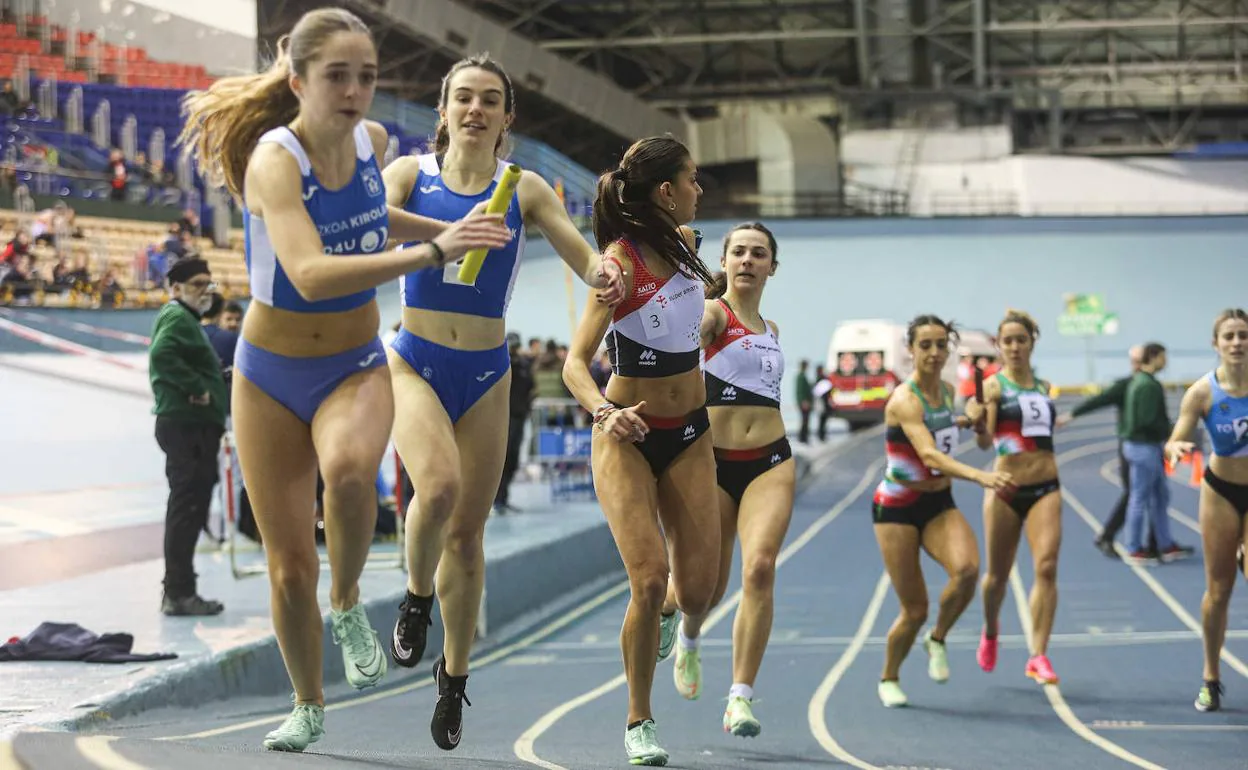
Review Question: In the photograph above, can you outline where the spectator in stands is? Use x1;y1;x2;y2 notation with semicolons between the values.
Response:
795;358;813;443
494;331;533;514
144;243;167;287
1;253;34;301
219;301;243;333
108;148;128;202
2;228;30;266
534;339;572;425
0;80;21;117
49;254;76;294
178;208;200;237
589;348;611;393
147;257;226;617
97;267;124;307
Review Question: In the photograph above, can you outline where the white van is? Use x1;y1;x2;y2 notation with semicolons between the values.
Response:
822;319;997;430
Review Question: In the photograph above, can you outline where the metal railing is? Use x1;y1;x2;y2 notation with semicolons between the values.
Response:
91;99;110;149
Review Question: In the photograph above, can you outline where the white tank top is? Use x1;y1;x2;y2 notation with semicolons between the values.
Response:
605;239;704;378
703;299;783;408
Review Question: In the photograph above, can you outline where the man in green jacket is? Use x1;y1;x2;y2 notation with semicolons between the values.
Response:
795;359;813;443
1059;345;1158;558
148;257;227;616
1121;343;1194;565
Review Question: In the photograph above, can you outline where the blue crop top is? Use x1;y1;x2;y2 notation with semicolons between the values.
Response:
1203;370;1248;458
243;121;389;313
398;154;526;319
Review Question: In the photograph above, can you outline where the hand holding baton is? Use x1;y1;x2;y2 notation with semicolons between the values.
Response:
457;164;522;285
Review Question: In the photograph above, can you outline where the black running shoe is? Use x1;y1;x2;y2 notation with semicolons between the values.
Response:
391;591;433;668
431;656;470;751
1195;679;1223;712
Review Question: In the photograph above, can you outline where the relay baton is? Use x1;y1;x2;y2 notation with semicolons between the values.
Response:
974;367;984;403
457;164;522;285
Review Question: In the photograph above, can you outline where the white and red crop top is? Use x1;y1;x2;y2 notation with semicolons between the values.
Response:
605;239;704;378
703;299;783;408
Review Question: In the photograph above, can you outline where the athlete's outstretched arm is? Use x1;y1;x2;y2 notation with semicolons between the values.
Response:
521;171;625;305
1165;379;1209;464
890;391;1010;490
245;143;511;303
364;126;458;244
698;299;727;349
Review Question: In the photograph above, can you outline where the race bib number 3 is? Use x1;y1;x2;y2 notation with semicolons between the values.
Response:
1018;392;1053;437
760;354;779;377
641;295;670;340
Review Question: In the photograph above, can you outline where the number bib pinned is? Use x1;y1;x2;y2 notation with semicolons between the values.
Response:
928;424;958;476
640;292;671;340
1018;392;1053;438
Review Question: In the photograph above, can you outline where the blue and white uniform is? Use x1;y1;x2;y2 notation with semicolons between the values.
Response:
234;121;390;424
1201;370;1248;517
390;153;526;423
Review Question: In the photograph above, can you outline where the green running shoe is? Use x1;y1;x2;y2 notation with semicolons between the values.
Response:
331;603;386;689
625;719;669;766
263;703;325;752
673;645;701;700
657;611;679;661
722;695;761;737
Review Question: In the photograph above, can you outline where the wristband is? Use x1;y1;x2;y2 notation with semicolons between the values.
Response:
592;402;617;429
429;240;447;266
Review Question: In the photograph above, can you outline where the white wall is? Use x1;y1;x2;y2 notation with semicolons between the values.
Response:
846;155;1248;217
841;126;1014;166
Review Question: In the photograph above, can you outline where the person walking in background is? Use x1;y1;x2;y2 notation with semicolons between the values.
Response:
147;257;227;617
812;364;833;441
1121;342;1194;565
794;359;813;443
1058;345;1158;559
495;332;534;514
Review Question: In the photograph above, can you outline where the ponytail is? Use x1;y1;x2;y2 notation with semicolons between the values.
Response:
179;46;299;200
592;140;715;286
705;270;728;299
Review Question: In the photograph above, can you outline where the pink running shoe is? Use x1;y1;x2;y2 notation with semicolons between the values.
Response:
977;631;997;673
1026;654;1059;685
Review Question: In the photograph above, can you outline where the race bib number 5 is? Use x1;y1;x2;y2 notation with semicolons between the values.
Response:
929;425;958;476
1018;392;1052;437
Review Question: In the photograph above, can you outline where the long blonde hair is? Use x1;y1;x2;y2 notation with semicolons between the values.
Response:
178;8;371;200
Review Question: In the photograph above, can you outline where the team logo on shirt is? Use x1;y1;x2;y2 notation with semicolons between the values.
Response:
362;167;383;197
360;226;388;253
